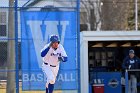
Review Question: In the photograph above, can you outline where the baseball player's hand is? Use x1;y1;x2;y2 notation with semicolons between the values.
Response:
58;56;63;62
48;42;53;47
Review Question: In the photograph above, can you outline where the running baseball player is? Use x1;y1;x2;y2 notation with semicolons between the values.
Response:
41;35;68;93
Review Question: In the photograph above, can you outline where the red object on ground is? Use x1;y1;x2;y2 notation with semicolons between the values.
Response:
93;84;104;93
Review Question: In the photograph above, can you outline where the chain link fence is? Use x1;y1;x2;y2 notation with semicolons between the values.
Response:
0;0;79;93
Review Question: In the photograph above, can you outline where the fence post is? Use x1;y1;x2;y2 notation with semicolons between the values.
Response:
125;70;128;93
77;0;80;93
14;0;19;93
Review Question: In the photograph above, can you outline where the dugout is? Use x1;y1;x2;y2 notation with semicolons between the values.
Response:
80;31;140;93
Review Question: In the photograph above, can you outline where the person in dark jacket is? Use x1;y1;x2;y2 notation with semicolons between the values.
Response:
122;49;140;93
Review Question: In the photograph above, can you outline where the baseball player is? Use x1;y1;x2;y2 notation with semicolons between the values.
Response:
122;49;140;93
41;35;68;93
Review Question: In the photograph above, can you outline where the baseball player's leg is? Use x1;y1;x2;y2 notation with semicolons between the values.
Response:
42;64;59;93
51;65;59;79
131;75;137;93
46;72;55;93
49;66;59;93
42;64;53;93
48;83;54;93
128;78;132;93
47;72;55;93
46;87;48;93
48;66;59;93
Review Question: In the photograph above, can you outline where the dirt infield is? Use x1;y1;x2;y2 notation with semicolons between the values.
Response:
0;80;62;93
0;82;77;93
0;88;62;93
0;84;61;93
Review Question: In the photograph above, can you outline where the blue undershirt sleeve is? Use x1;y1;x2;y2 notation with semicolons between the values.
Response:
62;56;68;62
41;46;50;57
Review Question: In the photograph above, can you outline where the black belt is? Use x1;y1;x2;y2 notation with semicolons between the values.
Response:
44;63;56;67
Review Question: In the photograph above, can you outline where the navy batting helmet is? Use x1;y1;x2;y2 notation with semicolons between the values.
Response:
50;35;60;43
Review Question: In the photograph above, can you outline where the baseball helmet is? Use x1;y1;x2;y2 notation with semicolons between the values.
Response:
50;35;60;43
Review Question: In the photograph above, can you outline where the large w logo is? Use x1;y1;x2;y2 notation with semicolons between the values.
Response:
27;21;69;68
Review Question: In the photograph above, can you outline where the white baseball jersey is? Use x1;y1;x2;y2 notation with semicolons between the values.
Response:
42;44;67;66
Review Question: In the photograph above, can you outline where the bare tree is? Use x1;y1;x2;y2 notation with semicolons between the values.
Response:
90;0;102;31
80;0;132;31
101;0;130;30
81;0;92;30
81;0;102;31
6;0;15;93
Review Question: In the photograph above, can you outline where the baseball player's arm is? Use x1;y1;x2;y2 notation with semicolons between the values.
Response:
136;57;140;68
58;56;68;62
41;43;51;57
58;45;68;62
122;57;128;69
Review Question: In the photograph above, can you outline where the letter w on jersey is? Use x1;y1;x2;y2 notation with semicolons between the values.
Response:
27;21;69;68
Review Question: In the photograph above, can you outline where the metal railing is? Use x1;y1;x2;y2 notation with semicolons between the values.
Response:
125;69;140;93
